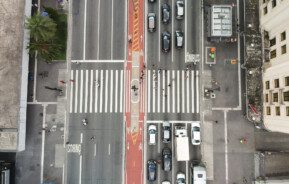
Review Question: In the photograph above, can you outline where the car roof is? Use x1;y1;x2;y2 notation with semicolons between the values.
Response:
149;124;157;130
193;131;201;140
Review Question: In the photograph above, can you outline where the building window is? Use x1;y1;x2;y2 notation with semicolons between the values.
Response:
273;92;278;102
265;94;269;102
274;79;280;88
270;38;276;47
284;91;289;101
265;81;270;89
272;0;277;7
281;31;286;41
281;45;287;54
266;106;271;115
270;50;277;59
286;107;289;116
276;106;280;116
264;6;268;15
285;76;289;86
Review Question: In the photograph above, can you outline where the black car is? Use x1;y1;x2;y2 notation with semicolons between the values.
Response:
162;148;172;171
161;3;170;24
147;160;157;181
161;31;171;52
175;30;184;49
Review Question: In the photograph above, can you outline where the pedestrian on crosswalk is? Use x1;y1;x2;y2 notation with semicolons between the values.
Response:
59;80;66;84
168;83;171;87
70;79;75;83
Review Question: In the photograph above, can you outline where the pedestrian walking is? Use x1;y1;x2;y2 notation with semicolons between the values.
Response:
168;83;171;87
59;80;66;84
214;121;218;124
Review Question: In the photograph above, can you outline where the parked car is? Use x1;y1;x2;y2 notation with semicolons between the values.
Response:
147;13;156;32
148;124;157;145
176;172;186;184
191;121;201;145
162;181;171;184
147;160;157;181
162;121;171;143
148;0;156;2
162;148;172;171
161;31;171;52
161;3;170;24
175;0;184;19
175;30;184;49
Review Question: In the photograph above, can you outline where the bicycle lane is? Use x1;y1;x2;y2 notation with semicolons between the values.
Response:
125;0;145;184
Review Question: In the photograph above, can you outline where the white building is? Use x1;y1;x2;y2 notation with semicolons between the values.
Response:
260;0;289;133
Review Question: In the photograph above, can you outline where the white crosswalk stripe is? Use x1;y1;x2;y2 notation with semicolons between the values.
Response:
147;69;199;114
69;69;124;114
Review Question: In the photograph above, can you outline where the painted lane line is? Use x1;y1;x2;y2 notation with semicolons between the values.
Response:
120;70;124;112
105;70;109;113
108;143;111;155
185;0;187;57
95;70;99;113
79;155;82;184
90;70;93;113
152;70;156;113
70;70;74;113
111;0;114;59
74;70;79;113
99;70;104;113
79;70;83;113
148;70;151;113
186;70;190;113
191;70;195;113
84;70;89;113
80;133;83;144
224;111;229;184
196;70;199;113
110;70;114;113
83;0;88;61
97;0;100;59
71;60;125;63
94;143;96;157
157;71;161;113
182;70;185;113
158;0;161;62
115;70;119;113
172;70;176;113
162;71;165;113
167;70;170;113
177;70;180;113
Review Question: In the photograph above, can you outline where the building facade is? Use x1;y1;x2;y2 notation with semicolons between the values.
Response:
260;0;289;133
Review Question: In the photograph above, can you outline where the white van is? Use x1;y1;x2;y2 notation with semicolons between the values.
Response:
192;166;206;184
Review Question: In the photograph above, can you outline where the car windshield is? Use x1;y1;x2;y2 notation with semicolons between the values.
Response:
149;129;156;133
164;36;169;48
193;126;200;131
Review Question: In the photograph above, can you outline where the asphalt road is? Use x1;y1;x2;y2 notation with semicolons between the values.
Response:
67;0;126;183
144;0;202;183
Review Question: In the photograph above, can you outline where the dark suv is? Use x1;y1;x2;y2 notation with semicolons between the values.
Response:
162;148;172;171
147;160;157;181
161;3;170;24
161;31;171;52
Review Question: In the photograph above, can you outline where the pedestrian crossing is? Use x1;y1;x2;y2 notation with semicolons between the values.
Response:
69;69;124;113
147;70;200;114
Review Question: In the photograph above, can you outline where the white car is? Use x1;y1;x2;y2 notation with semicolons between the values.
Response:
162;181;171;184
148;124;157;145
176;172;186;184
192;165;207;184
175;0;184;19
191;121;201;145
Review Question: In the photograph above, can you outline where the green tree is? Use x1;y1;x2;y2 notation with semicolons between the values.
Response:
27;41;62;62
26;13;57;42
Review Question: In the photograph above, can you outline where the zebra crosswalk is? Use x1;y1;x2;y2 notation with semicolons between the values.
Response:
69;69;124;113
147;70;200;114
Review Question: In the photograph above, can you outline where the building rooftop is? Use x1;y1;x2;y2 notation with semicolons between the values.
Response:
210;5;232;37
0;0;29;151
